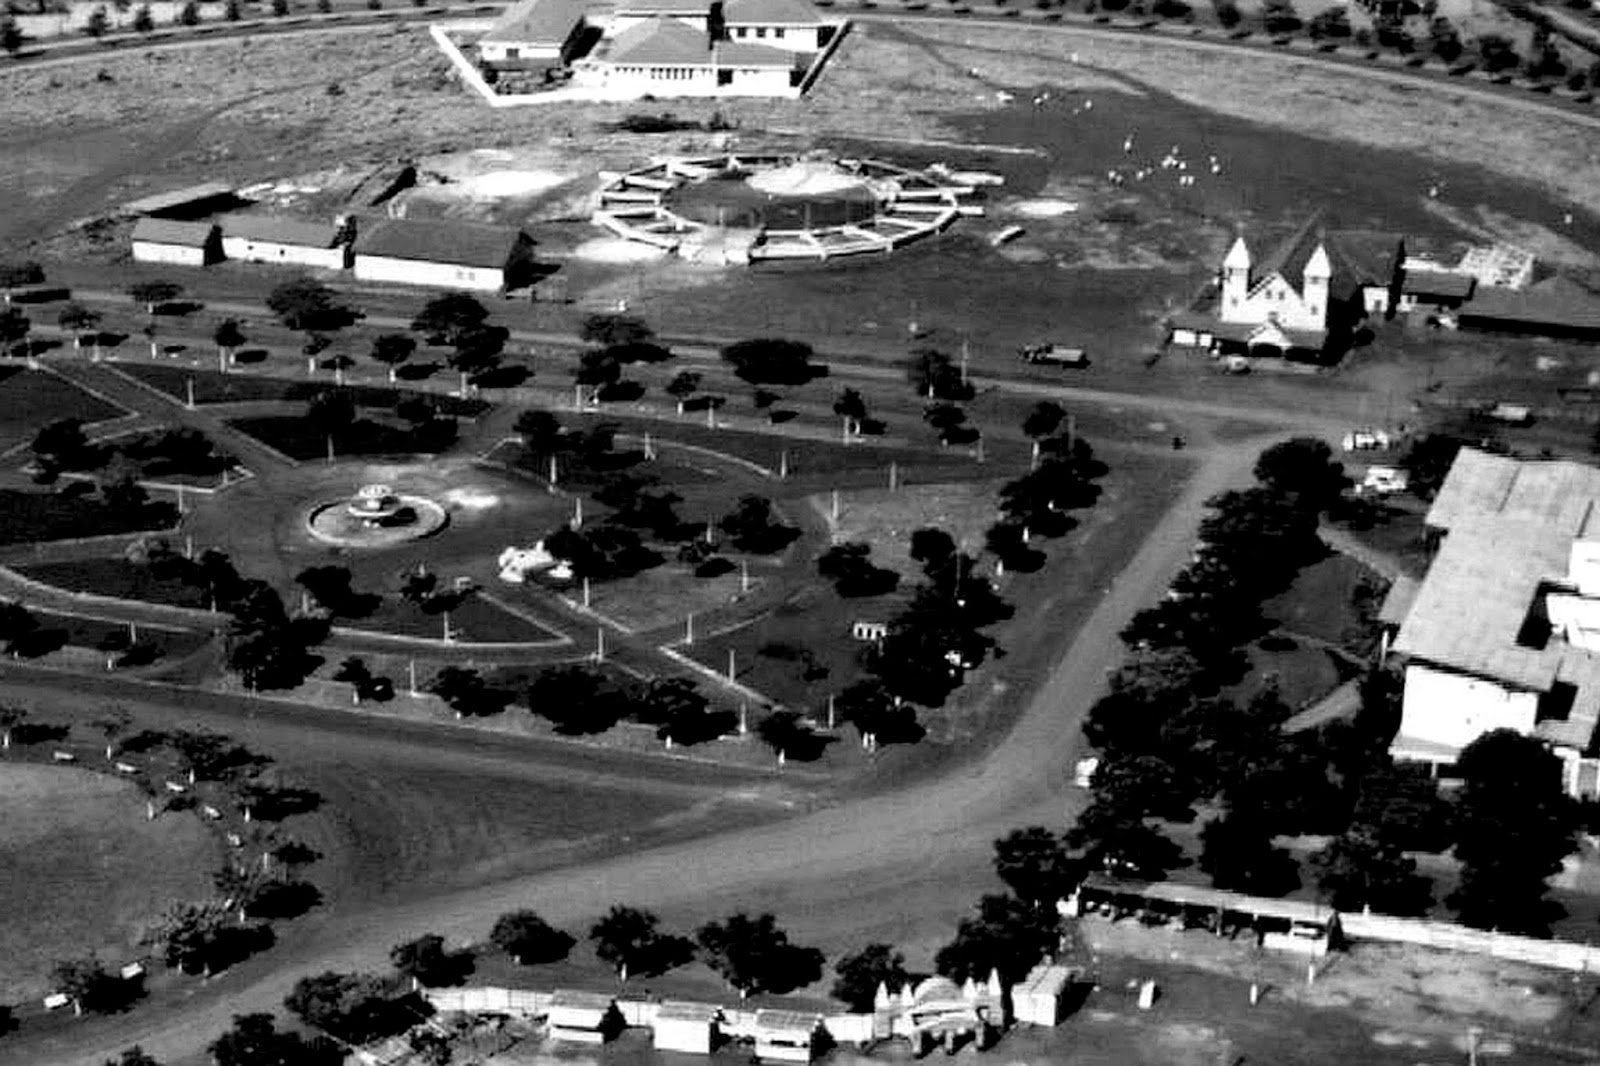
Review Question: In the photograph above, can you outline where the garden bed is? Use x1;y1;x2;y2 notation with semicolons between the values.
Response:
0;490;178;545
227;414;458;461
117;364;491;417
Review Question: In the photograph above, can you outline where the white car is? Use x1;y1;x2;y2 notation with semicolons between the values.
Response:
1342;428;1392;452
1360;466;1410;496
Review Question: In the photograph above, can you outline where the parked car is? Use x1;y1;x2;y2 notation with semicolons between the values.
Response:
1358;466;1410;496
1019;343;1089;368
1342;427;1392;452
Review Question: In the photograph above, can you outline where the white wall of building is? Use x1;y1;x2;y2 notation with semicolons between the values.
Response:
131;241;209;267
1220;271;1326;331
1398;663;1540;754
592;63;793;97
480;41;564;62
353;255;505;292
221;237;347;271
726;23;821;50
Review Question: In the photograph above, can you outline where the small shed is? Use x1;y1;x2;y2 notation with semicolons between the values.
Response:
547;989;621;1043
652;1000;722;1054
130;218;221;267
753;1009;822;1062
218;213;350;271
1012;963;1073;1026
352;217;536;293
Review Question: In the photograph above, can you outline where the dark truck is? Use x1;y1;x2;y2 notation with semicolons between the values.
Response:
1019;343;1088;368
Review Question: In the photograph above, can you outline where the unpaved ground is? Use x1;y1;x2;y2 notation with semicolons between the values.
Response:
823;480;1004;579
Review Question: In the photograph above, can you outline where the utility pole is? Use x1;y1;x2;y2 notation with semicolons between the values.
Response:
408;659;418;697
889;462;899;491
685;612;694;645
186;377;196;410
779;450;789;480
726;648;736;683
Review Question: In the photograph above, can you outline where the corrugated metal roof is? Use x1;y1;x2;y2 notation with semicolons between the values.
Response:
609;16;710;64
479;0;586;45
724;0;822;23
1403;268;1475;299
352;217;529;268
1078;874;1337;925
1460;283;1600;332
1425;448;1600;536
130;217;218;246
219;213;342;247
121;181;235;216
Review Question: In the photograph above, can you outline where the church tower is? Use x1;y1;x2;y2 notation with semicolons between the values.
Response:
1220;236;1251;322
1301;243;1331;330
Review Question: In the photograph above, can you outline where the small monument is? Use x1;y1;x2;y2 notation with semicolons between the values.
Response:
347;484;406;528
306;482;448;548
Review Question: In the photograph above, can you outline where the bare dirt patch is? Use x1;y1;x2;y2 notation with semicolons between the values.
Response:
0;762;217;1002
822;480;1002;580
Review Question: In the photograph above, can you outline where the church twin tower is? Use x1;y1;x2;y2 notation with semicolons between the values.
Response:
1219;234;1332;333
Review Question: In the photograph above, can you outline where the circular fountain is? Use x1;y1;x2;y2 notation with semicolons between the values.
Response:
306;482;449;548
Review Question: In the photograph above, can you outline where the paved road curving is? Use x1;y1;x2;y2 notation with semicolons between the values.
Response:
16;419;1275;1065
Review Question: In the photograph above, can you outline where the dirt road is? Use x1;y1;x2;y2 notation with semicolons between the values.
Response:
14;409;1269;1064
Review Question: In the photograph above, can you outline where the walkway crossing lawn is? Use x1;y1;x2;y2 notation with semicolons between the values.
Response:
0;490;178;545
226;414;460;461
0;365;127;454
115;364;492;417
357;592;564;645
0;763;217;1003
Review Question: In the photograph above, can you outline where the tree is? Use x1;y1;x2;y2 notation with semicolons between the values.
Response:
720;338;822;386
284;971;415;1046
1198;810;1300;897
1260;0;1299;33
212;318;246;365
835;679;922;747
369;333;415;381
0;261;43;300
427;666;512;718
1307;5;1349;38
57;302;100;350
906;348;972;401
266;277;361;334
1252;436;1348;511
411;293;489;346
0;307;30;355
448;322;508;392
166;728;262;781
32;417;95;471
816;542;898;597
719;495;798;554
391;934;472;988
755;710;818;761
580;312;654;348
833;387;868;435
665;370;700;412
83;6;110;34
1311;823;1432;916
1428;15;1461;61
50;956;132;1014
177;0;199;23
210;1013;343;1066
1525;24;1564;80
295;565;358;616
514;409;563;452
992;826;1079;906
128;281;181;315
306;389;357;442
589;905;693;979
91;705;133;759
1449;729;1577;935
490;910;575;965
1478;32;1520;72
832;943;911;1011
1;16;24;55
1022;400;1066;442
105;1048;163;1066
933;893;1057;984
131;4;154;30
696;912;823;998
0;705;25;748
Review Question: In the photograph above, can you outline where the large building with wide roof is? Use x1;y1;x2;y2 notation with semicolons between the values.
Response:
1387;447;1600;796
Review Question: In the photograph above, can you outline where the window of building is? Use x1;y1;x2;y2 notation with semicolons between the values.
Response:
735;26;746;35
773;27;784;36
755;26;766;36
506;46;520;58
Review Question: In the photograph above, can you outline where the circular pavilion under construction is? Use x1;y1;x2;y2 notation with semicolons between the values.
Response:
591;154;997;264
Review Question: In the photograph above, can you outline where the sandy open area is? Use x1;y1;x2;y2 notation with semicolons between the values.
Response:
747;161;867;197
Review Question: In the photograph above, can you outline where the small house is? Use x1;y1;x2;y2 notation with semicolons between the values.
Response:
652;1000;722;1054
546;990;621;1043
130;218;222;267
722;0;828;52
352;217;537;292
218;213;351;271
478;0;590;69
592;16;799;97
753;1009;822;1062
1398;267;1475;312
850;620;888;642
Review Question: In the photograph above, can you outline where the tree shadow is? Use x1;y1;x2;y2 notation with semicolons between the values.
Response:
471;364;532;390
11;721;71;745
246;879;323;920
234;349;269;365
768;409;798;424
396;361;442;381
695;557;735;578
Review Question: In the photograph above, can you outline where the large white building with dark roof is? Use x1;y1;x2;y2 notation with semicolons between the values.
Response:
1387;447;1600;797
351;217;536;292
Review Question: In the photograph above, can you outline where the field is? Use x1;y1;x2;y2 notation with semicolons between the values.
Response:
0;762;218;1002
1262;550;1387;653
227;413;458;461
0;366;127;455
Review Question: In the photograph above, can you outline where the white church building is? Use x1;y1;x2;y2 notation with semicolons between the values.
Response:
1385;447;1600;798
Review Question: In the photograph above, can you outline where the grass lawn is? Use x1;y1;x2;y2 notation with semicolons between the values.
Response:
18;557;210;609
1227;639;1349;712
227;415;457;462
117;364;491;417
826;480;1007;578
587;563;769;635
1332;504;1435;578
0;763;217;1002
21;608;209;662
353;591;562;644
0;366;127;454
0;490;177;545
1262;551;1387;656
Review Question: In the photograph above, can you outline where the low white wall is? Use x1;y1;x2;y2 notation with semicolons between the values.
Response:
1343;911;1600;973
